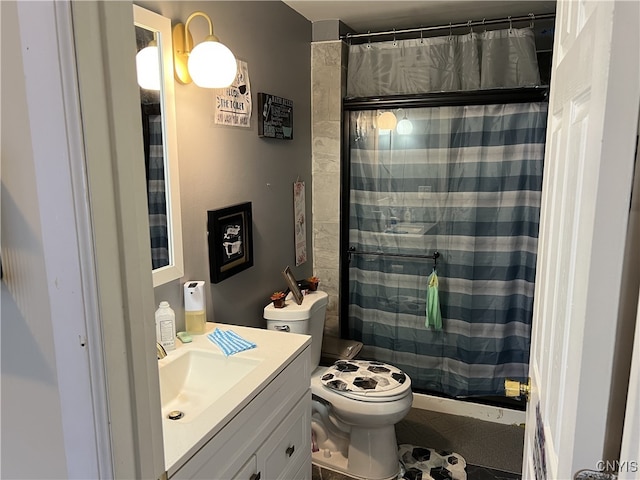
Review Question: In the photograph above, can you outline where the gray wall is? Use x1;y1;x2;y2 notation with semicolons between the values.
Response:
138;1;313;329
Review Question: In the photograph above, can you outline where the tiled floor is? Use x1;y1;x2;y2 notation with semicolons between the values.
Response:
311;407;525;480
312;464;520;480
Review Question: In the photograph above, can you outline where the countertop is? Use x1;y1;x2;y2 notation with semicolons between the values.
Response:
159;322;311;475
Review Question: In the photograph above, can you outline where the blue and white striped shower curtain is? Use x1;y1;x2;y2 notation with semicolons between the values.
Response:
347;102;548;397
147;113;169;269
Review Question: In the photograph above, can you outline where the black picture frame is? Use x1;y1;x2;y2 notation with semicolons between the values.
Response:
257;92;294;140
282;266;303;305
207;202;254;283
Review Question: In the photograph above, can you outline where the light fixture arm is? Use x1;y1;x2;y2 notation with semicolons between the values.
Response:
148;31;158;48
183;11;217;54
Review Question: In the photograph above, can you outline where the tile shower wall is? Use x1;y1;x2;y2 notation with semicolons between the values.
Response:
311;41;347;337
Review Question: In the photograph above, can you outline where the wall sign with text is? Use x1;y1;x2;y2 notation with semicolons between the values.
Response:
258;92;293;140
214;60;252;128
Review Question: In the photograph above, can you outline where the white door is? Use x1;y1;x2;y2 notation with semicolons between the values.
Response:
618;290;640;480
523;1;640;479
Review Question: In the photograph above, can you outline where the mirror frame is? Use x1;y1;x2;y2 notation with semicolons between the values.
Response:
134;5;184;287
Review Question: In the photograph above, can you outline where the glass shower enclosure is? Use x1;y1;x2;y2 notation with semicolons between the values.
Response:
340;90;548;398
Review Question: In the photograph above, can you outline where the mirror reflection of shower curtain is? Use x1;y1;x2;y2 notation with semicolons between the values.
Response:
346;102;547;397
141;104;169;269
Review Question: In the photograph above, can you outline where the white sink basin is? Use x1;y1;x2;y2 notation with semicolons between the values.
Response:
159;348;260;423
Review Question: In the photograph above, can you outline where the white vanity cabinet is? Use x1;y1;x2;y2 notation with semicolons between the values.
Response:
170;345;311;480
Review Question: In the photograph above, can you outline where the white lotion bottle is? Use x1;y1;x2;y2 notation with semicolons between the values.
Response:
184;281;206;335
155;301;176;350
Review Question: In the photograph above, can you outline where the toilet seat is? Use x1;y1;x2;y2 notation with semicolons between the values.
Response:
312;361;412;403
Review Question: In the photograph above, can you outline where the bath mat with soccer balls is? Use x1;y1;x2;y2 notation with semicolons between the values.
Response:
398;444;467;480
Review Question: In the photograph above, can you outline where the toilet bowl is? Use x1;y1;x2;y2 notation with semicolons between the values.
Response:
264;290;413;480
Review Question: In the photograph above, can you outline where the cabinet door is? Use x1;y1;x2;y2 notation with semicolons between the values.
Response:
259;393;311;479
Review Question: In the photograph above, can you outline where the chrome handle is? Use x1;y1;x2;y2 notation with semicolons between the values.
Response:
274;325;290;332
286;445;295;457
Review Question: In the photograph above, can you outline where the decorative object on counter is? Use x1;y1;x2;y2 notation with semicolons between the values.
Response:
293;180;307;266
213;59;252;127
282;266;304;305
177;331;192;343
184;281;206;334
207;328;256;356
207;202;253;283
172;11;237;88
258;92;293;139
155;301;176;351
270;291;286;308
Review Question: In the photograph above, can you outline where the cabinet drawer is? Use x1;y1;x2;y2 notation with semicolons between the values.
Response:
231;455;256;480
261;394;310;479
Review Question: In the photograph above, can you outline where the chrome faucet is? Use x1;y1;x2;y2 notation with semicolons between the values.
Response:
156;342;167;359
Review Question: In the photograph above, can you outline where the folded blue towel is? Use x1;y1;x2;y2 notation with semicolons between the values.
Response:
208;328;256;356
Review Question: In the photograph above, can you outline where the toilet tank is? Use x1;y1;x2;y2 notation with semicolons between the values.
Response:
264;290;328;369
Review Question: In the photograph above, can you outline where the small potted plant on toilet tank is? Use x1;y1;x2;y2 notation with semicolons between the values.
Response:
270;291;286;308
306;276;319;291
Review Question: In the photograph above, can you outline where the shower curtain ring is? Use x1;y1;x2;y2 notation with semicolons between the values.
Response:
529;13;535;29
449;22;453;39
393;28;397;46
508;16;513;32
467;19;473;34
367;31;371;48
420;29;424;43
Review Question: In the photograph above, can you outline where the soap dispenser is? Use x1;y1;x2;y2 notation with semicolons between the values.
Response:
184;281;206;335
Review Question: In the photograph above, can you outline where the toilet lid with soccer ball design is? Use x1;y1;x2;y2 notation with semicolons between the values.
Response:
320;360;409;396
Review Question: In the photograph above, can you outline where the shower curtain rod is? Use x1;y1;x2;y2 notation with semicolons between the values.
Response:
342;12;556;41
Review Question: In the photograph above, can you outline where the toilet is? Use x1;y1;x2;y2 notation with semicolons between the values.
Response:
264;290;413;480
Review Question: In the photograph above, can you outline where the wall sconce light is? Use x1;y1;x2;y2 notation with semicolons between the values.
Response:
136;34;161;91
396;110;413;135
377;111;398;131
172;11;237;88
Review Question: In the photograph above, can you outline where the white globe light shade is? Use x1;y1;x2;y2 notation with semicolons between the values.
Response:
377;111;398;131
396;118;413;135
136;45;161;91
188;40;237;88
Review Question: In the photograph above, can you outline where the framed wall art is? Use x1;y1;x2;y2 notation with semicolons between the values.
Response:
258;92;293;140
207;202;254;283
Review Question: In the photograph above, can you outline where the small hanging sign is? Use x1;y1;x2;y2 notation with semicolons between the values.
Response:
214;59;252;127
294;180;307;266
258;92;293;139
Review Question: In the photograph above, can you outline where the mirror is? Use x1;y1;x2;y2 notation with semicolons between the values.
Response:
133;5;184;286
